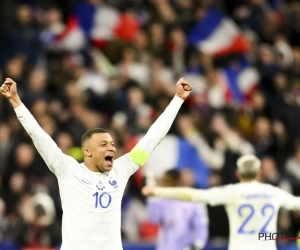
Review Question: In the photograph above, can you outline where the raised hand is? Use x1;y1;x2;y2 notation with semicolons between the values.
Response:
0;78;22;108
141;186;155;196
0;78;18;99
175;78;192;100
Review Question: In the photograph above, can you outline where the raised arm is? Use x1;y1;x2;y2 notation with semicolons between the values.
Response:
0;78;73;177
142;185;232;206
129;78;192;166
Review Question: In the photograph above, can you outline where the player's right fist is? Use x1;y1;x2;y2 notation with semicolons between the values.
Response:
0;78;17;99
142;186;155;196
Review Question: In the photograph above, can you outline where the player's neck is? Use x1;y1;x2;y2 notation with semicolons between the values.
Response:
84;160;107;175
240;179;257;183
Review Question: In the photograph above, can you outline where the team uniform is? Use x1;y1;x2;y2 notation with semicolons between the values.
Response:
147;198;208;250
15;96;184;250
154;181;300;250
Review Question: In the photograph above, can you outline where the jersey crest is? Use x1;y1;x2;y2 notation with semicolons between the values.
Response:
96;181;105;191
109;177;118;188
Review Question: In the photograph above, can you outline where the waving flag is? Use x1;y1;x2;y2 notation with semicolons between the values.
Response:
143;135;210;189
41;16;86;51
76;3;119;48
54;16;86;51
188;8;251;56
76;3;140;48
220;57;259;104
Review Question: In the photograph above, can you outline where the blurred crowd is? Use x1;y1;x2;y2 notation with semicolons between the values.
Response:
2;0;300;248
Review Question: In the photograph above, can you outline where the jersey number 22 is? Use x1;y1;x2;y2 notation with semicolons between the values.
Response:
237;204;275;234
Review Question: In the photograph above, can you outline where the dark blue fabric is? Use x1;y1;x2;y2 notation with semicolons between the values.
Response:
224;55;250;103
76;3;96;38
176;137;210;189
224;66;244;103
187;8;223;45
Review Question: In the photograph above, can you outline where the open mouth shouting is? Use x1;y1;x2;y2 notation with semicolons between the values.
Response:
104;155;114;166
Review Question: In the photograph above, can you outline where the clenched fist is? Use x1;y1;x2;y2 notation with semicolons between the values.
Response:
175;78;192;100
0;78;18;99
1;78;22;108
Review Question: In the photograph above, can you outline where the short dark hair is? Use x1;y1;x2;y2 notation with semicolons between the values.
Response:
81;128;108;147
164;169;181;182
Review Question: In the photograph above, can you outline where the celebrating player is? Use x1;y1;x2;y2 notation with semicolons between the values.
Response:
0;77;192;250
142;154;300;250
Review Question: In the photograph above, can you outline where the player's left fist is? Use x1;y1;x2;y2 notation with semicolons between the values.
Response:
175;78;192;100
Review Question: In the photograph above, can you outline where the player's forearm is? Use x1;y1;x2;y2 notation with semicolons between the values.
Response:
15;103;46;138
153;187;199;201
14;103;60;150
14;103;65;175
8;94;22;109
129;95;183;165
140;95;183;150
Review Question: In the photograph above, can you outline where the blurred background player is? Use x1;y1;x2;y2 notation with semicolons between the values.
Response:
147;169;208;250
142;155;300;250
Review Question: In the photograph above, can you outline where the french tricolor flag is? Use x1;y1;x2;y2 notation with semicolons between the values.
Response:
187;8;251;56
142;135;210;189
220;57;259;104
54;16;86;51
76;3;140;48
40;16;86;51
76;3;119;48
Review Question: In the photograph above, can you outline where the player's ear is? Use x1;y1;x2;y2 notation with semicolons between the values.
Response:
83;148;92;157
